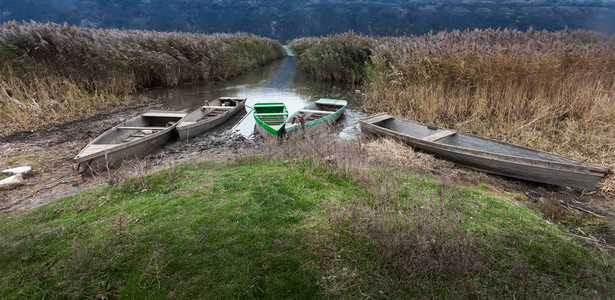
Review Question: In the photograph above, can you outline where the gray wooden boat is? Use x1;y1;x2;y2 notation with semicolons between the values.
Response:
360;114;609;190
74;110;187;173
176;97;246;140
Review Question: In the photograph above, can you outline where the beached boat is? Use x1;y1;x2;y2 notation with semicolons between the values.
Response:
285;99;347;136
253;103;288;140
176;97;246;140
359;114;609;190
74;110;187;173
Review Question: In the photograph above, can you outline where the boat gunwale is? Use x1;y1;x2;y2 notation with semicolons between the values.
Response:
359;113;609;176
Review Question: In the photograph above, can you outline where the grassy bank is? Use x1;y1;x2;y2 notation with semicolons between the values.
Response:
0;21;286;136
1;145;614;298
290;30;615;193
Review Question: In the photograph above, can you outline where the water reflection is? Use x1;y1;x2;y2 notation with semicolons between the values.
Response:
148;56;366;137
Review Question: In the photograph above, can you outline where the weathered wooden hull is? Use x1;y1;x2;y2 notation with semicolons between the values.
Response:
285;99;347;136
360;114;609;190
77;130;173;172
75;111;186;173
177;97;246;140
254;123;280;140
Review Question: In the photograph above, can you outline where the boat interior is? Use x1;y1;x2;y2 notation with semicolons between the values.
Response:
94;112;184;145
181;97;245;124
254;103;288;127
373;117;583;164
285;102;344;129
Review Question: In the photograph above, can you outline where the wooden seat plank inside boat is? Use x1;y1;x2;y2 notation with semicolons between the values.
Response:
255;113;288;116
79;144;119;156
315;99;346;106
201;106;235;110
117;126;167;130
299;109;335;115
141;112;187;118
422;130;456;142
366;114;394;124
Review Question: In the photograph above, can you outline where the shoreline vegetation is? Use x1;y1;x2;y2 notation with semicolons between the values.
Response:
290;30;615;194
0;21;286;136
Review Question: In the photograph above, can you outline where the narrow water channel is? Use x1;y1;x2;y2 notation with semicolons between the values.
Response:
147;56;367;138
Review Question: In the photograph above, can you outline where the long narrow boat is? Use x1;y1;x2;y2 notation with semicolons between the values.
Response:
285;98;347;136
253;103;289;140
176;97;246;140
74;110;187;173
359;114;609;190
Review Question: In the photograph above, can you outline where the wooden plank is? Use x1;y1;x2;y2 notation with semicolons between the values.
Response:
422;130;456;142
315;99;346;106
201;106;234;110
255;113;288;117
142;112;187;118
80;144;119;156
366;114;394;124
117;127;168;130
299;109;334;115
178;122;196;126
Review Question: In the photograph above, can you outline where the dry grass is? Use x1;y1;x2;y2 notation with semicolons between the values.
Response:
291;29;615;194
0;21;286;135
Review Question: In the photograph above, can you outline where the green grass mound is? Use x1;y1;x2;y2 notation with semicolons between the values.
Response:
1;159;613;299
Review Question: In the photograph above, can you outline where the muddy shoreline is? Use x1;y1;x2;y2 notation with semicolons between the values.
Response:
1;102;614;251
0;102;253;214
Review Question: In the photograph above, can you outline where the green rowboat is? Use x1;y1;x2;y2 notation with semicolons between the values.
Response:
253;103;289;140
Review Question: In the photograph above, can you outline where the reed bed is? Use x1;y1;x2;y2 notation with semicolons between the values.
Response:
290;32;372;83
0;21;286;135
291;30;615;193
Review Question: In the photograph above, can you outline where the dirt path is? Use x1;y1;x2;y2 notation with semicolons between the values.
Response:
0;103;252;214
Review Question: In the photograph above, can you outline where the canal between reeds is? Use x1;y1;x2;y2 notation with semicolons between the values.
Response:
147;56;366;139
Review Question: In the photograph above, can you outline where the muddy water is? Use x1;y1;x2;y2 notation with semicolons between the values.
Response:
147;57;367;137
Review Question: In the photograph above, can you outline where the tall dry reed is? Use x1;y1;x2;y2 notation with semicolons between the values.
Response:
291;30;615;192
0;21;286;135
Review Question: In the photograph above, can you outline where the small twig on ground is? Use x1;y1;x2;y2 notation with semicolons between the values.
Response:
566;232;615;252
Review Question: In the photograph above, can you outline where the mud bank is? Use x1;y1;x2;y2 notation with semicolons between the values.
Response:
0;103;253;214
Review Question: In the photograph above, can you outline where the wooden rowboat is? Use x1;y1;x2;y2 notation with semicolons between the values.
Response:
253;103;288;140
285;99;347;136
360;114;609;190
176;97;246;140
74;110;187;173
